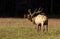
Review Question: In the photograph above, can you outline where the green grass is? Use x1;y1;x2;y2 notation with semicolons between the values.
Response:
0;26;60;39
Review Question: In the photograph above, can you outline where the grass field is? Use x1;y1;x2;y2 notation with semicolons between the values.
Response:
0;18;60;39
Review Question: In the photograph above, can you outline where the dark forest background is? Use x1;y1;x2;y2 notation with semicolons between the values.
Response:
0;0;60;18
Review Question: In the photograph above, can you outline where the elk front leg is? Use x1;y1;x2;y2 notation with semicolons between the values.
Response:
41;22;44;32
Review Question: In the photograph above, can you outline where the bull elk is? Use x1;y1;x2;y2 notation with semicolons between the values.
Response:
27;8;48;32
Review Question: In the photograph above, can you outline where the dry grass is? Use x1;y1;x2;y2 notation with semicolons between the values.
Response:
0;18;60;39
0;18;60;29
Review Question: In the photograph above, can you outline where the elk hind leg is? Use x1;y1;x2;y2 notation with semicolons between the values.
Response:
37;24;41;32
46;24;48;32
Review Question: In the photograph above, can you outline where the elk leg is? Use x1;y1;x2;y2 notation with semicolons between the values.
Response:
44;20;48;32
37;26;40;32
38;24;41;32
44;25;48;33
46;20;48;32
46;25;48;32
40;25;41;31
43;26;45;32
41;23;44;32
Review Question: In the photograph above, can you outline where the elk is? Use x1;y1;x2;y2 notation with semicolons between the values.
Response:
27;8;48;32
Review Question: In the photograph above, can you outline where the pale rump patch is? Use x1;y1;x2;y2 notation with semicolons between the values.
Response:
34;15;47;25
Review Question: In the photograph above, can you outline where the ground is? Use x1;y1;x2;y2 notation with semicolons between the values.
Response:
0;18;60;39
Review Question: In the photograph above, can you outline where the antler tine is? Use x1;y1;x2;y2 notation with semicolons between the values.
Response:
38;8;41;11
40;8;43;11
31;8;37;16
28;9;31;15
31;8;41;16
36;8;43;13
34;8;37;13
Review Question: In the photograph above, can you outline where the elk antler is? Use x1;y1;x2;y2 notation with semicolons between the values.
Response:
28;9;31;15
28;8;43;17
36;8;43;13
34;8;37;13
31;8;37;16
31;8;43;16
